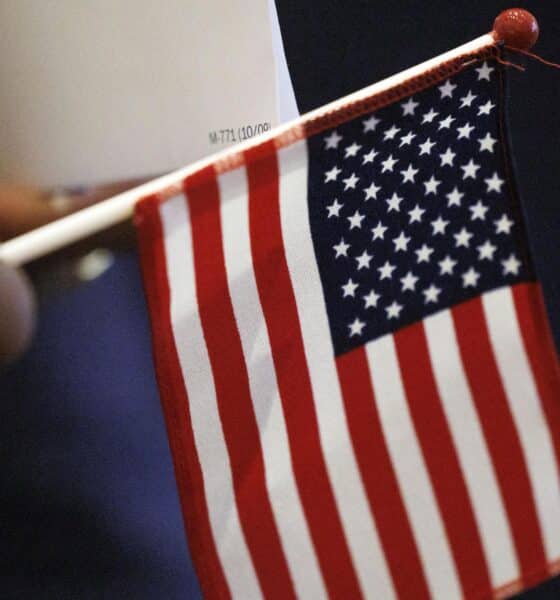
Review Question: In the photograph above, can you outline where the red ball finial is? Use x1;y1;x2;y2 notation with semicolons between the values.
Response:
493;8;539;50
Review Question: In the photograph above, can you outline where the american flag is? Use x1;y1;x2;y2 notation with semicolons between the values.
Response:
136;57;560;599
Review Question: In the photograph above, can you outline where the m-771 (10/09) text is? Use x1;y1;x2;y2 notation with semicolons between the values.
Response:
208;122;272;145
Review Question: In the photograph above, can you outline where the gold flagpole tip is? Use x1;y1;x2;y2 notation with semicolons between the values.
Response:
493;8;539;50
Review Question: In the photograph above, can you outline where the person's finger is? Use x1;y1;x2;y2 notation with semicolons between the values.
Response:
0;184;54;240
0;178;145;241
0;262;36;364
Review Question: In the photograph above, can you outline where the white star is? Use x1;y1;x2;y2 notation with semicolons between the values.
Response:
364;289;381;308
416;244;434;263
324;166;341;182
478;133;497;153
495;214;514;234
326;198;343;218
355;250;373;270
349;317;366;337
364;181;381;200
419;138;436;155
457;122;475;139
461;159;481;179
424;175;441;195
476;62;494;81
454;227;473;248
423;284;441;304
363;115;381;132
347;210;365;229
439;147;456;167
393;231;411;252
400;163;419;183
401;271;419;292
402;97;419;115
446;186;464;207
371;221;388;240
439;255;457;275
386;301;403;320
460;90;477;108
439;80;457;98
408;204;425;224
381;154;399;172
469;200;489;221
386;192;403;212
431;215;449;235
502;253;522;275
362;148;378;164
383;125;401;140
477;240;497;261
344;142;362;158
422;108;439;123
439;115;456;130
333;238;350;258
342;278;359;297
399;131;416;147
325;131;342;149
485;172;505;193
478;100;496;116
462;267;480;288
378;261;396;280
343;172;359;190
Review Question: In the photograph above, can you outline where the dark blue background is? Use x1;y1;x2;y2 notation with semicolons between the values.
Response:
1;255;201;598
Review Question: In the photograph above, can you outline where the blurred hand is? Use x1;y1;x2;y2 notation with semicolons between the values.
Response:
0;181;140;364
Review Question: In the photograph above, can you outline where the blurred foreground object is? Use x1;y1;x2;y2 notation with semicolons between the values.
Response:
0;262;35;362
0;181;139;363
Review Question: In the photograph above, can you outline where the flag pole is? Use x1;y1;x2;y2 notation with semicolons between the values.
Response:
0;9;538;267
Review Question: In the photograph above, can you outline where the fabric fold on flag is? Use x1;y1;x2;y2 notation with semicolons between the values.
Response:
136;46;560;599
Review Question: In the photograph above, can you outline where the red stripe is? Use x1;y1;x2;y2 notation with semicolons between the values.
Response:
246;143;363;599
135;197;230;600
452;295;547;585
513;283;560;479
186;169;296;600
336;346;431;600
394;322;492;597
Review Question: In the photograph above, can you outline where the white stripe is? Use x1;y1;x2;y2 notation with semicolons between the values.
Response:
366;334;462;599
483;287;560;560
424;310;519;586
160;195;262;600
267;0;300;123
277;140;396;599
218;168;327;599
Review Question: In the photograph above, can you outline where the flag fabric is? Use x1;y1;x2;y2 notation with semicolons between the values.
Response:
135;51;560;600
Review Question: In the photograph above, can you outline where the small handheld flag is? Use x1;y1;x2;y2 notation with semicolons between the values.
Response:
133;9;560;600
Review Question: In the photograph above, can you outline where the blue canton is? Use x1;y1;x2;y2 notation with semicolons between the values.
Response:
307;61;533;356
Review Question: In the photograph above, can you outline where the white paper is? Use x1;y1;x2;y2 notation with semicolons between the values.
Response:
267;0;300;123
0;0;279;187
